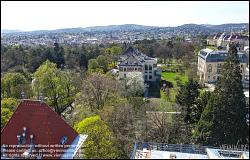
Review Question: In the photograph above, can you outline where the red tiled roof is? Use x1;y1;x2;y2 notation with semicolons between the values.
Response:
1;99;79;159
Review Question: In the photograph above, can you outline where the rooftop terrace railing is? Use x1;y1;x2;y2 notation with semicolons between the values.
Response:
130;142;249;159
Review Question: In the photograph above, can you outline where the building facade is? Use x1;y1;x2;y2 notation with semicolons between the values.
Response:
197;48;248;84
216;33;249;50
118;46;161;82
207;33;249;51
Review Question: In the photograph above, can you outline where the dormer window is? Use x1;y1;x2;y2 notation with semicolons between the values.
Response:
60;136;68;145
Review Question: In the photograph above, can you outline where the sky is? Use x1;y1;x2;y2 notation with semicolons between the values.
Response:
1;1;249;31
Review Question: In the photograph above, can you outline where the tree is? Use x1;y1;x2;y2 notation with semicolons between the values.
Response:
105;103;136;158
96;55;109;72
1;72;31;99
81;73;121;111
123;72;144;97
33;60;77;115
105;46;123;68
1;98;18;111
74;115;120;159
192;91;211;123
176;78;200;124
88;59;101;72
194;43;249;146
1;108;13;129
53;42;65;68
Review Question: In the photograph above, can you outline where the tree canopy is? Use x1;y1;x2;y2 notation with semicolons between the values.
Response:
74;115;120;159
33;60;77;115
194;43;249;146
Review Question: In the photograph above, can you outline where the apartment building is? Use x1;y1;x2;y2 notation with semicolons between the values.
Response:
207;33;249;51
197;48;248;84
217;33;249;50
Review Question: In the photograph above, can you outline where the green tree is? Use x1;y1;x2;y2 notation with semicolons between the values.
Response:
1;108;13;129
33;60;77;115
74;115;120;159
1;72;31;99
192;91;211;123
96;55;109;72
88;59;101;72
176;78;200;124
53;42;65;68
194;43;249;146
1;98;18;111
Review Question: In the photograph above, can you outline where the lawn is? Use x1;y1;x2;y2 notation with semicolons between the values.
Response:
161;71;189;102
161;71;188;87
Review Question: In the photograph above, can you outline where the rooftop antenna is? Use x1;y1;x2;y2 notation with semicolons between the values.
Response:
39;92;44;103
21;91;25;100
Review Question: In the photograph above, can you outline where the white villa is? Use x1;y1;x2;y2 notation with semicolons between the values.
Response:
118;46;161;82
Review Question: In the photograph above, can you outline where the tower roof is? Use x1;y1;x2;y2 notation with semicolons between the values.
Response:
1;99;86;159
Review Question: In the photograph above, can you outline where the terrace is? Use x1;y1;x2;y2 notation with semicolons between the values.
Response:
130;142;249;159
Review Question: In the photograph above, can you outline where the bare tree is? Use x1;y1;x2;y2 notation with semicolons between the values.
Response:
81;73;121;110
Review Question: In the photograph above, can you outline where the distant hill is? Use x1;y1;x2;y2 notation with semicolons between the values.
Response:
2;23;249;35
1;29;23;34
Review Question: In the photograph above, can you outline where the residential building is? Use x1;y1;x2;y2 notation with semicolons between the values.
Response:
207;33;222;46
197;48;248;84
130;142;249;159
118;46;161;82
1;99;87;159
216;33;249;50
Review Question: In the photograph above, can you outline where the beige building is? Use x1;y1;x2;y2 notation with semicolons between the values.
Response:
207;33;249;51
217;33;249;50
207;33;222;46
197;48;248;84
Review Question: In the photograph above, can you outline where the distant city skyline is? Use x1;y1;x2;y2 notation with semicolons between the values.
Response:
1;1;249;31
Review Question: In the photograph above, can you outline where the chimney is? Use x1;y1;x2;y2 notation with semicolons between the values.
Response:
22;126;27;144
17;134;22;145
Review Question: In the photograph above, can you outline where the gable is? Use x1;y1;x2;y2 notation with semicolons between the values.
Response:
119;55;143;66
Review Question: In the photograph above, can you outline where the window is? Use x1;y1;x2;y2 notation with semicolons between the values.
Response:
241;64;243;68
135;68;137;71
124;74;126;78
149;65;152;70
208;76;210;79
207;64;212;73
149;75;152;79
124;68;127;72
145;64;148;70
217;69;221;74
144;75;148;79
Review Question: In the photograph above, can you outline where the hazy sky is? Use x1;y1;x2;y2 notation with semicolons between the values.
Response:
1;1;249;31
